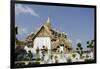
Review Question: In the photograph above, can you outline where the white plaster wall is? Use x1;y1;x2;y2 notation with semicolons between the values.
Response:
33;37;51;53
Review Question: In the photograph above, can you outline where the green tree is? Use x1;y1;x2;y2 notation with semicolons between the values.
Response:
76;42;83;58
28;50;33;60
15;46;27;61
87;40;94;52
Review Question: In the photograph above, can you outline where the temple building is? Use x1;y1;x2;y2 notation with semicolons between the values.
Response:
25;17;72;54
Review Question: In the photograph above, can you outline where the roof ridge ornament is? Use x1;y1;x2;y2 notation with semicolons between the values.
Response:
47;16;51;23
45;16;51;29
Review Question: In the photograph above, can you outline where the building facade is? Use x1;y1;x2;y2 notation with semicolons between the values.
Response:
25;17;72;54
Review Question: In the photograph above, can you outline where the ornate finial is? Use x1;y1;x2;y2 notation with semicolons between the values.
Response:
45;16;51;29
47;17;50;23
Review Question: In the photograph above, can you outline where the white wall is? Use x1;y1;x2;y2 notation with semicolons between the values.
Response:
0;0;100;69
33;37;51;53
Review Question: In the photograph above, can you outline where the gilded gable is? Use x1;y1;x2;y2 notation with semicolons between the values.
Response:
36;26;51;37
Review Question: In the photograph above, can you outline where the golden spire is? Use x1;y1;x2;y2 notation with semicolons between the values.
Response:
45;17;51;29
47;17;51;23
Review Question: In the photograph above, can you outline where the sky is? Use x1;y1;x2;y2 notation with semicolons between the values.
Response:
15;4;95;50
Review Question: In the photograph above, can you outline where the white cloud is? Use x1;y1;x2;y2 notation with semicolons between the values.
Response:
15;4;39;17
18;27;28;35
76;39;82;44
